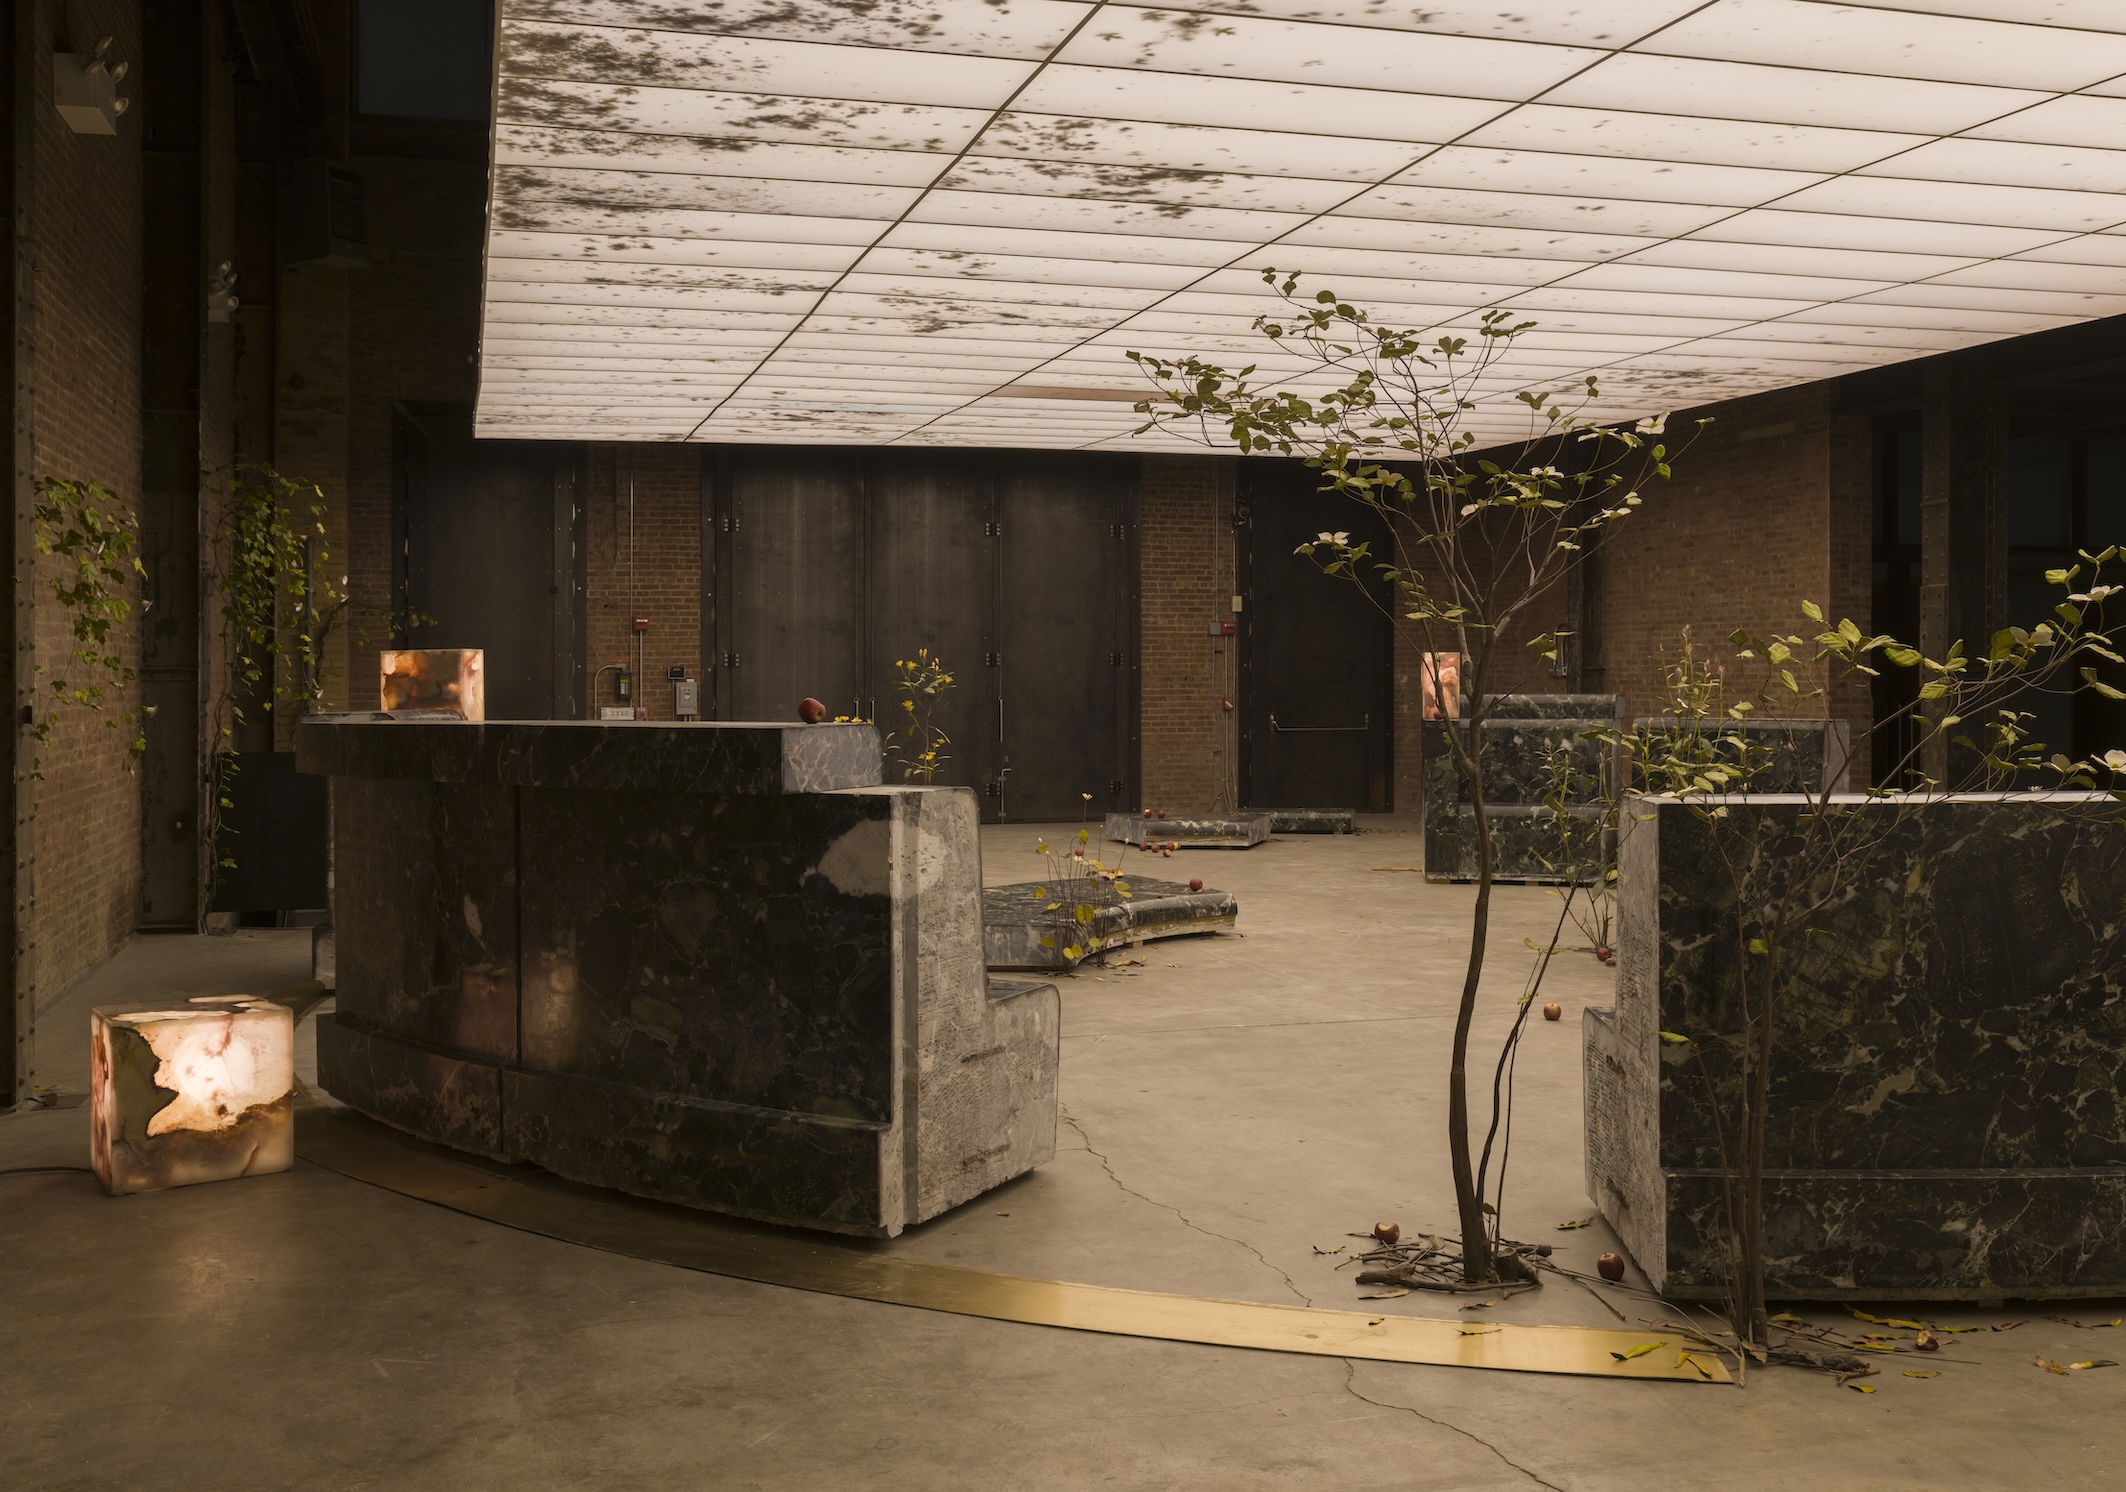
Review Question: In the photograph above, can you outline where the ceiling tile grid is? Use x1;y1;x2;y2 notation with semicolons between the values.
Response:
476;0;2126;449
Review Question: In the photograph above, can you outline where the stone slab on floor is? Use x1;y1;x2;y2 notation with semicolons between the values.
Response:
984;876;1238;970
1105;812;1271;849
1253;809;1356;834
1586;790;2126;1299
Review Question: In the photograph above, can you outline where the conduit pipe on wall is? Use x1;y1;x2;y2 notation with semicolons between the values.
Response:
5;0;43;1106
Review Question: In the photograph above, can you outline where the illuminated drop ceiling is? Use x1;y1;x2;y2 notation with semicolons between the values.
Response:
475;0;2126;451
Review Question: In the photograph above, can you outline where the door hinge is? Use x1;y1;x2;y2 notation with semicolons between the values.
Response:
984;780;1002;797
1107;650;1124;666
1108;522;1127;540
984;651;1001;668
984;520;1002;538
722;652;741;668
1107;778;1123;796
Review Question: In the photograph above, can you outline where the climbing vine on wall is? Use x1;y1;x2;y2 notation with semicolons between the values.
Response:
30;478;147;776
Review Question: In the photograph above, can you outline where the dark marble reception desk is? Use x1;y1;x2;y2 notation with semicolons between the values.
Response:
1585;791;2126;1298
297;717;1060;1236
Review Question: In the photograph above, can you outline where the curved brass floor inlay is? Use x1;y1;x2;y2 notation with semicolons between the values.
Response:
296;1108;1728;1383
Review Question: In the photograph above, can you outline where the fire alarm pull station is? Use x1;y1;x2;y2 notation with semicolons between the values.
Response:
632;615;650;633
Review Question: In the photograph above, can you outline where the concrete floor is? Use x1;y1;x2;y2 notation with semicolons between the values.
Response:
3;823;2119;1490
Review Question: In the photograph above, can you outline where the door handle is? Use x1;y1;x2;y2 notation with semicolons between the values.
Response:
1270;712;1370;733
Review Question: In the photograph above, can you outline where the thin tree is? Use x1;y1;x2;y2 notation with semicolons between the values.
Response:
1129;274;1701;1281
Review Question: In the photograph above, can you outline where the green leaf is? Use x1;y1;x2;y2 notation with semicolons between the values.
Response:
1800;599;1824;623
1748;938;1769;956
1659;1031;1691;1045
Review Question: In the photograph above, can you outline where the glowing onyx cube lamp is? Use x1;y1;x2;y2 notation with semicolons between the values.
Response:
90;997;295;1196
380;648;484;719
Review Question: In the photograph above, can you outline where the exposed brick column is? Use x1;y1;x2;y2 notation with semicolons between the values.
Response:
1138;453;1235;812
584;445;702;720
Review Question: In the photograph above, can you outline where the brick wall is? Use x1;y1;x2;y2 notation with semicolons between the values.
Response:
585;445;702;719
29;0;147;994
1594;384;1867;744
1138;454;1237;811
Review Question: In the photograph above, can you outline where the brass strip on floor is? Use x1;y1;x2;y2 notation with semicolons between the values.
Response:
295;1107;1728;1383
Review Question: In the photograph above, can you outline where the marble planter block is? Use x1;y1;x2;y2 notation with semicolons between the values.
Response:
299;717;1056;1236
1585;791;2126;1299
1630;718;1852;796
90;997;296;1195
380;648;485;720
1423;695;1623;883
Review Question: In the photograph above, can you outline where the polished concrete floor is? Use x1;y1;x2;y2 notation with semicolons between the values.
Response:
3;823;2118;1490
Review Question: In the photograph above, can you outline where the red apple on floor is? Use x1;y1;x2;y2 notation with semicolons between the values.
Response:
798;697;826;724
1188;878;1203;892
1542;1002;1562;1022
1156;809;1167;819
1595;946;1614;964
1374;1222;1401;1245
1597;1252;1625;1281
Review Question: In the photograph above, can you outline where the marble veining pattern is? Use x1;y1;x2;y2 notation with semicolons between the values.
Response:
1587;791;2126;1297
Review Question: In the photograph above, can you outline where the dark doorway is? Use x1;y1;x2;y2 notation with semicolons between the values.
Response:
398;411;583;720
704;447;1137;821
866;450;994;791
996;455;1134;820
717;447;867;722
1239;462;1391;812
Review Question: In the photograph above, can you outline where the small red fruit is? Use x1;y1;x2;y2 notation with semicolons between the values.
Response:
1156;809;1167;819
1142;807;1153;818
1188;878;1203;892
1542;1002;1562;1022
1597;1252;1625;1282
1594;947;1614;964
1374;1222;1401;1245
798;697;827;724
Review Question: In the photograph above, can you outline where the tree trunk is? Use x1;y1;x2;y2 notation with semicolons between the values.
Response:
1448;715;1495;1283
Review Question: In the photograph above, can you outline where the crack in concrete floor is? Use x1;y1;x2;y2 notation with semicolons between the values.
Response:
1339;1360;1568;1491
1059;1106;1313;1306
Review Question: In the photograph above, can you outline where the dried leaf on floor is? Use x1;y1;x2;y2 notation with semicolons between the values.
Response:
1848;1383;1877;1393
1902;1370;1940;1379
2070;1360;2119;1370
1847;1307;1932;1331
2036;1356;2070;1374
1459;1299;1505;1311
1609;1341;1663;1362
1459;1325;1500;1336
1358;1287;1410;1300
1992;1320;2028;1332
1312;1245;1344;1256
1556;1218;1593;1230
1915;1329;1942;1351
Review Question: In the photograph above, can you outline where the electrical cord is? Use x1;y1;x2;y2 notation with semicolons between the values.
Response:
0;1166;95;1177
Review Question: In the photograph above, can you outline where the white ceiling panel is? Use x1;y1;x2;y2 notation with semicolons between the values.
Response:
476;1;2126;448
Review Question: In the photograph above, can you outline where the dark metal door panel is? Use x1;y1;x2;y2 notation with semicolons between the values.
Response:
720;448;865;722
1240;464;1390;811
404;418;571;721
863;450;991;791
997;455;1133;821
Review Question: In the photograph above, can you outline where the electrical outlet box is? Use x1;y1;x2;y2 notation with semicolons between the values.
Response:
666;664;685;681
599;706;634;721
674;680;700;716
